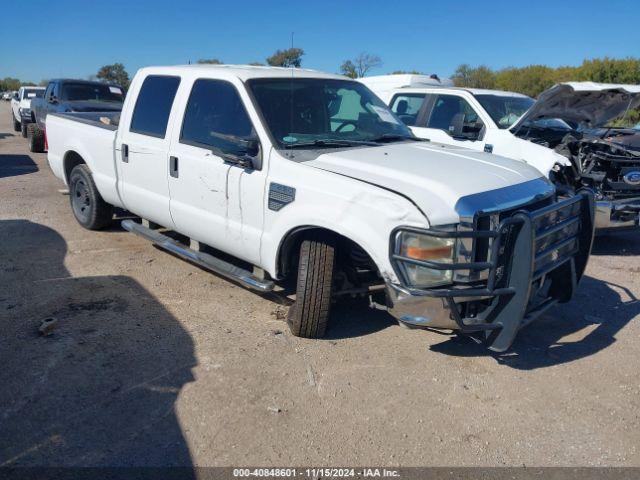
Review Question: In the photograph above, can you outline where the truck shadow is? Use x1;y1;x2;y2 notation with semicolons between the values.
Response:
325;299;396;339
0;154;38;179
591;230;640;256
429;275;639;369
0;220;196;471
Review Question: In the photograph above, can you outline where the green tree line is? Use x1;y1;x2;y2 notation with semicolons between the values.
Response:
452;57;640;126
452;57;640;97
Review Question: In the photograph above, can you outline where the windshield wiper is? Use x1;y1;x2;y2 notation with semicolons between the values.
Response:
370;134;427;143
284;139;378;149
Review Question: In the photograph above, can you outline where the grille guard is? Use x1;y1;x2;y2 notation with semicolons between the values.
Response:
390;190;595;352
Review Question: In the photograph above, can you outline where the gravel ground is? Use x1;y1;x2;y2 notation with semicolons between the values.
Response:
0;102;638;468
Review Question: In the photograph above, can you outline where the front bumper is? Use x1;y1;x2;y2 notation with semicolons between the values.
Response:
386;191;595;352
595;198;640;231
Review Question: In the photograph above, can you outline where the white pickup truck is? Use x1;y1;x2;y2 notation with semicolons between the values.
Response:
10;86;45;137
360;77;640;231
46;65;595;351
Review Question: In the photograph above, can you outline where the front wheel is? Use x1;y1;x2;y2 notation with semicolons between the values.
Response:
21;121;28;138
69;164;113;230
287;233;336;338
12;116;20;132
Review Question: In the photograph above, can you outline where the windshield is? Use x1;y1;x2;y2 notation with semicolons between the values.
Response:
61;83;124;103
22;88;43;99
474;94;534;129
247;78;413;148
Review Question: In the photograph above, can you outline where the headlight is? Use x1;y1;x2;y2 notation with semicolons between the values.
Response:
19;108;31;116
394;230;456;287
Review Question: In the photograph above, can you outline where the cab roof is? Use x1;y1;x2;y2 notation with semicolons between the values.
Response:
137;64;348;82
392;85;532;98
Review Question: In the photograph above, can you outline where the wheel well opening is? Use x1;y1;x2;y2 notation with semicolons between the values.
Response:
277;227;381;286
63;151;86;184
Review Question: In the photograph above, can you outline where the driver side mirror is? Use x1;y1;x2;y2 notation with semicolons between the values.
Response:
49;95;58;104
13;93;19;100
215;134;261;170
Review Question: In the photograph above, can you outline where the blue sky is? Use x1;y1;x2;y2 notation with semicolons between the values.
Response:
2;0;639;83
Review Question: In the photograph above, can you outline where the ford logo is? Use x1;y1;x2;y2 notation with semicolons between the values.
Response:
623;171;640;186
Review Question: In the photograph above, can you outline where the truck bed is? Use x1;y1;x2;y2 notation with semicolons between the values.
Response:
46;112;123;208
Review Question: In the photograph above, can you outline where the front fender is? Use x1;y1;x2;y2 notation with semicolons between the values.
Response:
260;161;428;281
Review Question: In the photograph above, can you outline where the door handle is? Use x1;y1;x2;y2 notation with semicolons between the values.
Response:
122;144;129;163
169;156;179;178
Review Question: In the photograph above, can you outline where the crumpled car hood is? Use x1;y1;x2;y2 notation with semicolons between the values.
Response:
512;82;640;131
306;142;548;226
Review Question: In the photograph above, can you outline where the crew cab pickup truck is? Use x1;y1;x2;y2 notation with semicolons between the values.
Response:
28;79;124;153
10;86;44;137
360;76;640;232
46;65;595;352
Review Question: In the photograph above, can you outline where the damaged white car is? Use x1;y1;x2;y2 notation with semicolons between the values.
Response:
362;78;640;231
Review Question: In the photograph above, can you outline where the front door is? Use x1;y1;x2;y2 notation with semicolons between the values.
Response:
411;94;487;152
167;78;265;265
117;75;181;228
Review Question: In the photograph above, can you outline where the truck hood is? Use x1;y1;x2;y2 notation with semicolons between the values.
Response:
512;82;640;131
65;100;123;113
306;142;549;226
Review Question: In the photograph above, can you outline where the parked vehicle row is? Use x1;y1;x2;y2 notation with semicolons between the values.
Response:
26;79;124;152
360;75;640;232
44;65;596;352
10;86;45;137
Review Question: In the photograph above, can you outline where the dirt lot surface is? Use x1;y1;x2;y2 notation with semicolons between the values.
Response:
0;102;639;468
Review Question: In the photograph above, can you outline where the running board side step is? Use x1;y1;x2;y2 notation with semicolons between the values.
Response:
121;219;274;293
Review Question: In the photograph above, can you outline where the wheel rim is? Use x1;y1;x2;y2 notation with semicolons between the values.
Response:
71;178;91;222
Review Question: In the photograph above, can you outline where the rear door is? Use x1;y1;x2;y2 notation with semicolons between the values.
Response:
116;75;181;228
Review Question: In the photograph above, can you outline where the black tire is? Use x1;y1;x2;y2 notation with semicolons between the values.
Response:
28;124;45;153
12;116;20;132
287;233;336;338
21;121;28;138
69;164;113;230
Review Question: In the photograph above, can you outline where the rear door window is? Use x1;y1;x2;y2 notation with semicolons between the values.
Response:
390;93;429;126
130;75;181;138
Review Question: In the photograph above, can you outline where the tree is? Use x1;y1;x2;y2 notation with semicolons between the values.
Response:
391;70;424;75
340;53;382;78
452;64;496;89
340;60;358;78
248;62;265;66
96;63;130;88
451;57;640;98
266;48;304;68
0;77;21;92
197;58;223;64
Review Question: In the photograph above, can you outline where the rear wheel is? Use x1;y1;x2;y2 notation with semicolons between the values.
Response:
69;164;113;230
28;124;45;152
287;233;336;338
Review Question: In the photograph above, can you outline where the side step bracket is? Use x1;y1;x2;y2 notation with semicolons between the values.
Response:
121;219;274;293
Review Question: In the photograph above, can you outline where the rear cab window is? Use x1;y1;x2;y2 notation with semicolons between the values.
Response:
130;76;181;138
